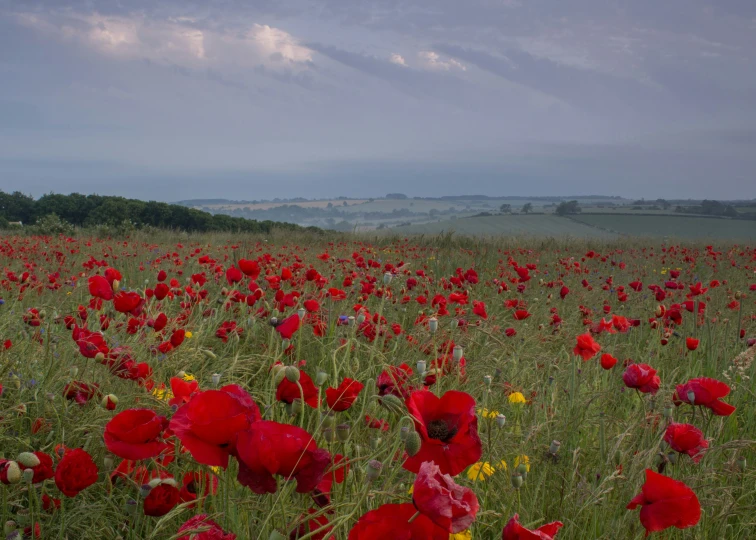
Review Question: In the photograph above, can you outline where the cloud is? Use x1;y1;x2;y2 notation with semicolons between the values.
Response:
389;53;407;66
246;24;313;64
418;51;466;71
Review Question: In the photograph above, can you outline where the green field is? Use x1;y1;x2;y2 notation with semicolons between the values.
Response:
570;214;756;241
391;214;617;238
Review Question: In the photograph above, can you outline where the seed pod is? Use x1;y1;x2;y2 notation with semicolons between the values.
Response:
336;423;350;443
511;472;523;489
378;394;405;415
549;440;561;455
366;460;383;480
496;414;507;428
404;430;422;457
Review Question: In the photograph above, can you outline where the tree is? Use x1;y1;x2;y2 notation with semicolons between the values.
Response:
555;200;581;215
522;203;533;214
500;204;512;214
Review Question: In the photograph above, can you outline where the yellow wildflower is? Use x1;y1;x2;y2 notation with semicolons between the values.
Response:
477;408;500;418
185;331;193;339
152;387;174;402
450;530;472;540
498;459;508;471
182;373;196;382
466;462;495;482
514;455;530;472
508;392;527;404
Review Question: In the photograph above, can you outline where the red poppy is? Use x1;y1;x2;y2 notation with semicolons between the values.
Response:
559;286;570;299
348;503;448;540
63;381;100;404
179;471;218;505
376;363;415;399
170;385;261;468
325;378;364;412
72;327;109;359
144;482;180;516
176;514;237;540
238;259;260;279
663;423;708;463
54;448;98;497
404;390;482;476
113;291;144;315
88;275;114;300
226;265;243;284
502;513;563;539
685;337;700;351
472;301;488;319
19;452;54;483
513;309;531;321
627;469;701;536
622;364;660;394
235;421;330;494
169;377;199;408
104;408;169;460
599;353;617;370
276;370;320;408
275;314;301;339
413;460;479;533
573;333;601;360
674;378;736;416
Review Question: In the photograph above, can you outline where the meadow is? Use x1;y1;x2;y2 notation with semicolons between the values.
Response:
0;230;754;539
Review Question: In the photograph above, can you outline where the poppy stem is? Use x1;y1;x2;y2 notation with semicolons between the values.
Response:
407;510;421;524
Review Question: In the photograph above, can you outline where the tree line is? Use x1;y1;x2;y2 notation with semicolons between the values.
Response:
0;191;319;234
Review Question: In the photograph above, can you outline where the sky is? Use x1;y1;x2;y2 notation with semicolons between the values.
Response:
1;0;755;202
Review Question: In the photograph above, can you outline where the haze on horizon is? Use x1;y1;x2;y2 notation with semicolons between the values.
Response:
1;0;755;202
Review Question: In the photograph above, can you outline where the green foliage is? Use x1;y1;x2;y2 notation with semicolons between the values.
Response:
499;203;512;213
555;200;581;215
522;203;533;214
29;213;76;235
0;190;314;235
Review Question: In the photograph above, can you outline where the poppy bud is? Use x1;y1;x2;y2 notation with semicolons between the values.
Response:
511;472;523;489
453;345;464;362
17;452;40;468
321;412;335;428
285;366;300;383
336;423;350;443
366;459;383;480
211;373;221;386
400;426;410;441
69;366;79;377
428;317;438;333
549;440;561;455
2;461;21;484
496;414;506;428
102;394;118;411
378;394;404;415
404;430;421;457
202;349;217;359
315;371;328;386
22;469;34;484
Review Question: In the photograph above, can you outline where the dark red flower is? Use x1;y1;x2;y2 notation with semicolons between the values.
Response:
376;363;415;399
88;275;114;300
104;408;169;460
573;333;601;360
325;378;364;412
238;259;260;279
674;378;736;416
663;423;708;463
169;377;199;408
54;448;98;497
502;514;563;539
348;503;448;540
63;381;100;405
599;353;617;370
685;337;700;351
170;385;261;468
276;370;320;408
235;421;330;495
627;469;701;536
275;314;301;340
179;471;218;506
404;390;482;476
513;309;531;321
622;364;660;394
144;482;180;516
113;291;144;315
413;460;479;533
176;514;236;540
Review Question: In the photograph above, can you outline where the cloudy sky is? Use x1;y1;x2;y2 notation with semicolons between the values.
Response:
1;0;754;201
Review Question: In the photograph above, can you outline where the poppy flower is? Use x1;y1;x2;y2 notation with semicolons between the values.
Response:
176;514;236;540
626;469;701;536
63;381;100;404
622;364;660;394
376;363;415;399
235;421;330;495
88;275;114;300
573;333;601;360
599;353;617;370
472;301;488;319
275;314;301;340
113;291;144;315
513;310;531;321
179;471;218;505
685;337;700;351
276;370;320;408
238;259;260;279
663;423;708;463
19;452;54;484
348;503;448;540
674;378;736;416
403;390;482;476
104;408;169;460
502;513;563;539
225;265;243;285
413;460;479;533
170;385;261;468
559;286;570;299
54;448;98;497
144;482;180;516
169;377;199;408
325;378;364;412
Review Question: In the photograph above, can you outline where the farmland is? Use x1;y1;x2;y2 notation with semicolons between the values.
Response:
0;230;754;539
570;214;756;241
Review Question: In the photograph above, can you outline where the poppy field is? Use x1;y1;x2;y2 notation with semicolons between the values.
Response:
0;232;754;539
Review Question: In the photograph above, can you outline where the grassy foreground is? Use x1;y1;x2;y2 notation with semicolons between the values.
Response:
0;230;754;539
